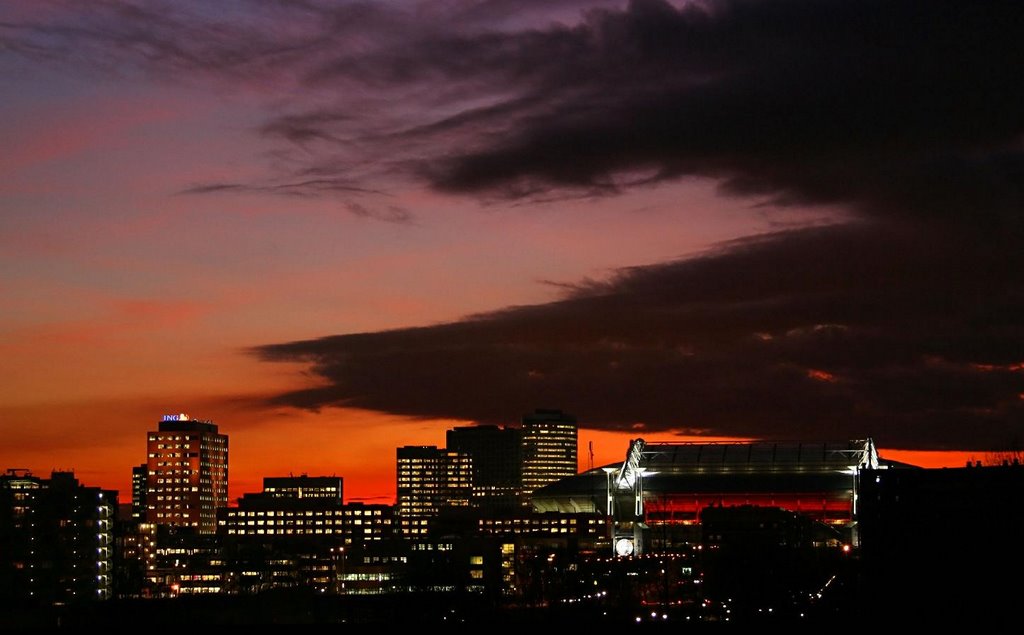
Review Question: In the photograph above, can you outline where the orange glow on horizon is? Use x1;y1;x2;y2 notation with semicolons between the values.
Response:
879;449;985;469
0;395;996;509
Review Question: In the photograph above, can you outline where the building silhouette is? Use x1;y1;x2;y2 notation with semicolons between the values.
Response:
396;446;471;537
145;414;227;533
217;475;389;545
131;463;148;521
520;409;578;504
857;462;1024;621
147;527;221;596
215;476;392;593
446;425;522;510
0;470;116;605
114;520;156;598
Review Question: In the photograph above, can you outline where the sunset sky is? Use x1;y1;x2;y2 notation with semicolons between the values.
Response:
2;0;1020;503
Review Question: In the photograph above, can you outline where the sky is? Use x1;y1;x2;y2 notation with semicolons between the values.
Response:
2;0;1021;503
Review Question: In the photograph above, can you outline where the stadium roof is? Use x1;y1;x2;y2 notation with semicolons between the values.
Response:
530;439;917;514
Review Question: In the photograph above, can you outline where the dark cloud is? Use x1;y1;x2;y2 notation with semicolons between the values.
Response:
248;1;1024;448
9;1;1023;215
417;0;1024;220
255;221;1024;450
8;1;1024;446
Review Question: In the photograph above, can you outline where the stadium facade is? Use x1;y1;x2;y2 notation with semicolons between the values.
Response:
531;438;910;553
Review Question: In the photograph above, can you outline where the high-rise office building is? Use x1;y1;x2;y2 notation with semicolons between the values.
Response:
396;446;471;537
132;464;148;521
520;409;578;503
446;425;523;510
0;470;115;604
146;413;228;534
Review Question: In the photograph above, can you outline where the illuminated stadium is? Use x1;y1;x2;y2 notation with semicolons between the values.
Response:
531;438;912;552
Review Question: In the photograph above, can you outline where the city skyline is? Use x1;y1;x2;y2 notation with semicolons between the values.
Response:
3;0;1021;503
2;408;992;512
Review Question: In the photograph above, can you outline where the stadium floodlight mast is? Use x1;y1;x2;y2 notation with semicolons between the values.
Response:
602;467;618;555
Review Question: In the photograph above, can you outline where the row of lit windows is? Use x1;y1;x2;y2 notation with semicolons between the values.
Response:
225;519;387;528
229;509;384;517
411;543;453;551
180;575;220;582
524;423;576;431
224;528;385;538
397;507;438;515
341;572;394;581
481;526;590;535
361;556;406;564
395;483;471;489
149;433;223;442
226;522;383;532
179;586;221;594
480;517;588;526
221;510;387;520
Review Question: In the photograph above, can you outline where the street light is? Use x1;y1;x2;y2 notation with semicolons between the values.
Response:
331;547;347;595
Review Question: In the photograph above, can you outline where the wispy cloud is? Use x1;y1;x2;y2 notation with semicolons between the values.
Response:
7;1;1023;221
176;178;410;222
